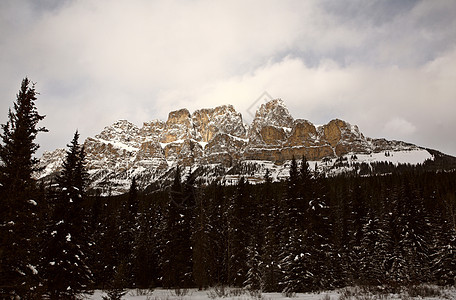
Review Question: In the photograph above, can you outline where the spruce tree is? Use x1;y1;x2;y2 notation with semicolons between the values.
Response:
162;166;194;288
117;177;140;286
192;185;212;290
359;206;389;285
281;156;308;293
132;195;162;289
0;78;47;297
261;169;281;292
40;131;93;299
227;177;251;287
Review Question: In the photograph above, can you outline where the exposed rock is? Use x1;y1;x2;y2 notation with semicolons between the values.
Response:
204;133;247;165
96;120;140;146
285;119;320;147
248;99;294;145
161;108;195;143
163;139;203;165
35;148;66;179
260;126;288;145
192;105;247;142
135;140;168;169
140;120;165;138
37;98;431;194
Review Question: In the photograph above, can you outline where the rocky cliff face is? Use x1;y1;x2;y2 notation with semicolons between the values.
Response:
38;99;428;194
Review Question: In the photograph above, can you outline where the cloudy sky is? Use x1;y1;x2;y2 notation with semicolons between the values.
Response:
1;0;456;156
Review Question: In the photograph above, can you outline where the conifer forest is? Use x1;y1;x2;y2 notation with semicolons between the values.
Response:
1;79;456;299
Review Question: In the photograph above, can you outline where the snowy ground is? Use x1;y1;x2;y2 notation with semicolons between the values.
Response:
88;286;456;300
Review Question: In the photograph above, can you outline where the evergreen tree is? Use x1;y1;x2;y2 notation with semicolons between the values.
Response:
346;180;367;284
281;157;309;293
132;195;162;289
117;177;140;286
204;181;229;286
245;182;266;291
358;206;389;285
244;240;263;291
431;219;456;285
304;172;332;290
0;78;47;297
162;166;194;288
227;177;251;287
40;131;93;299
91;199;120;288
102;261;128;300
192;186;212;290
261;169;281;292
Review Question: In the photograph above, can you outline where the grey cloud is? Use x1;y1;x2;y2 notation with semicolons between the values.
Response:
1;0;455;157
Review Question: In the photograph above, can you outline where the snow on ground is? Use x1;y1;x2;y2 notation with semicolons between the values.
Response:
88;287;456;300
351;149;433;166
89;289;339;300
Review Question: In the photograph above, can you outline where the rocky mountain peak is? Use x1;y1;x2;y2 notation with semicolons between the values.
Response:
249;99;294;145
161;108;194;143
37;99;437;195
192;104;247;142
95;120;140;145
253;99;294;128
319;119;369;156
140;119;166;138
166;108;191;126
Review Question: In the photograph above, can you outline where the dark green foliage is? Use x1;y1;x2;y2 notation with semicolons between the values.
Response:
0;78;46;298
63;164;456;293
39;159;456;293
102;261;128;300
162;166;195;288
40;131;93;299
2;90;452;296
227;177;251;286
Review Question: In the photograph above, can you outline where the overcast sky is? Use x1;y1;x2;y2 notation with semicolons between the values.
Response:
1;0;456;156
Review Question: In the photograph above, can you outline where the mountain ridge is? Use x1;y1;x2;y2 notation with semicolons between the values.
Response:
36;99;454;195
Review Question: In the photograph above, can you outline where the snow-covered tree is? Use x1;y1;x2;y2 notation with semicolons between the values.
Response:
227;176;251;287
41;131;93;299
117;177;140;286
162;166;194;288
0;78;46;297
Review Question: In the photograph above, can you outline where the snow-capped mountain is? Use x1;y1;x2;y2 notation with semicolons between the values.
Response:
36;99;448;195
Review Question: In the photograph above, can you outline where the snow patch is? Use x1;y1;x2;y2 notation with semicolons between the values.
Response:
28;264;38;275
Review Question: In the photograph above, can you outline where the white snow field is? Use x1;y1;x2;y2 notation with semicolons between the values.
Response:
89;286;456;300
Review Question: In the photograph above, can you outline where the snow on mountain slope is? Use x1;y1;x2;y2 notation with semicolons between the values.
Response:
36;99;444;195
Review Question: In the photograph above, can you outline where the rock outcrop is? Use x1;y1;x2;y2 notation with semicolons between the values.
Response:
38;99;426;194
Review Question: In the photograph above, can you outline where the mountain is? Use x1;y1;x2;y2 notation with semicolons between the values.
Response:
36;99;455;195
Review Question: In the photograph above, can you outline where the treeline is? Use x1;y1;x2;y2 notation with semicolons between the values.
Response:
89;161;456;294
1;79;456;299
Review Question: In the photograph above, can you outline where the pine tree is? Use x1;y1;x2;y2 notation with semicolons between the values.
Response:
432;219;456;285
281;156;309;293
40;131;93;299
192;185;212;290
0;78;47;297
132;195;162;289
261;169;281;292
102;261;128;300
359;206;389;285
117;177;140;286
162;166;194;288
304;172;332;290
204;181;229;286
227;177;251;287
244;239;263;291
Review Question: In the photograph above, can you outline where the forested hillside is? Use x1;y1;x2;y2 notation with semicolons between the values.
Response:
87;162;456;293
1;79;455;299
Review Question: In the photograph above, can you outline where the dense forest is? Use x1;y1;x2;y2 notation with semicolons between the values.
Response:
1;79;456;299
87;163;456;293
